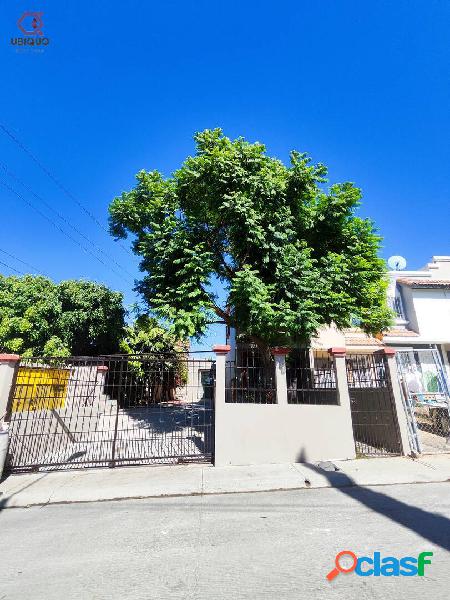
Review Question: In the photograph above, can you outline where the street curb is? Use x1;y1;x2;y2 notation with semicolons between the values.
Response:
1;478;449;510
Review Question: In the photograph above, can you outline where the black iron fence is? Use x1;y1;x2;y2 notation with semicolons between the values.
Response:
346;353;401;456
286;349;338;405
225;346;276;403
6;352;215;472
5;347;409;470
224;346;338;405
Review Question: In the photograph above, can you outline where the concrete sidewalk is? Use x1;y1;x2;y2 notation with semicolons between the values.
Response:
1;454;449;509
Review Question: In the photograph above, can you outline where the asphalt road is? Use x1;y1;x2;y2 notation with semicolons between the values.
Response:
0;482;449;599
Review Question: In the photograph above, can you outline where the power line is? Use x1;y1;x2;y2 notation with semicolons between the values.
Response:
0;124;392;278
0;179;134;286
0;247;46;276
0;161;135;279
0;259;26;276
0;122;134;257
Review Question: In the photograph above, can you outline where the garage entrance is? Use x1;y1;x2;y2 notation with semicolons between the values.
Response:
6;353;215;472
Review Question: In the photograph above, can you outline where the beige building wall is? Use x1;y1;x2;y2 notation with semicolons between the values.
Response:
214;403;356;465
214;349;356;466
311;325;345;349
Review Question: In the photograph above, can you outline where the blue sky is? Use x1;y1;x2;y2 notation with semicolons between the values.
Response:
0;1;449;350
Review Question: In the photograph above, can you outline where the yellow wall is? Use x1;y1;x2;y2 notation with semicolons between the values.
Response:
13;367;70;412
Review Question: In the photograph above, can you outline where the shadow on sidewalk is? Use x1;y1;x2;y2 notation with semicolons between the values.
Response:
0;473;49;512
299;451;450;552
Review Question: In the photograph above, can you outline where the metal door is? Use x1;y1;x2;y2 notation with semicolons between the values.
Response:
346;353;402;456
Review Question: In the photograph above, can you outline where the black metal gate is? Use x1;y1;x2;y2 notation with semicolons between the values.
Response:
6;353;214;472
346;353;402;456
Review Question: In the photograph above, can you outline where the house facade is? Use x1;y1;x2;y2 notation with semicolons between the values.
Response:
383;256;450;369
382;256;450;453
224;255;450;460
314;255;450;455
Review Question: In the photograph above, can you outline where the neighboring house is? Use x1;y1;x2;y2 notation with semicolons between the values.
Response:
226;255;450;361
309;256;450;370
382;256;450;452
383;256;450;366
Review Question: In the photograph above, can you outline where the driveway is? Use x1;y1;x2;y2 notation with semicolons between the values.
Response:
7;400;213;470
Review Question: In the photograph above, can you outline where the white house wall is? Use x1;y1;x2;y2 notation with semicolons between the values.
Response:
408;288;450;343
398;285;419;332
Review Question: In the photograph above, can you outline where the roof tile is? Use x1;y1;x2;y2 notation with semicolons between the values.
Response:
383;328;419;337
397;278;450;289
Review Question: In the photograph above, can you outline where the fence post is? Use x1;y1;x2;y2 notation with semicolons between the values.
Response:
383;347;412;456
0;354;20;421
329;347;350;407
271;347;290;405
329;347;356;459
96;365;108;403
212;344;231;467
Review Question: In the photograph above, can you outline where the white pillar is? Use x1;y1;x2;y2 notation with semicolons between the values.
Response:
0;354;20;421
96;365;108;403
271;347;290;405
329;347;351;409
329;347;356;459
212;344;230;467
383;347;412;456
441;344;450;386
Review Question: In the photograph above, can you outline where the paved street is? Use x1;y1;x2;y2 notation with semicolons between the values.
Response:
1;482;449;599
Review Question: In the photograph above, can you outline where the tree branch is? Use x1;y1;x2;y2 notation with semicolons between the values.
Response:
198;281;231;326
211;304;230;324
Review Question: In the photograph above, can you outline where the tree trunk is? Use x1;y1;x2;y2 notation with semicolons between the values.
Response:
246;334;275;382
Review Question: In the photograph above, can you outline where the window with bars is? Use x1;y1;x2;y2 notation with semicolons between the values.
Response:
286;349;338;405
225;346;276;403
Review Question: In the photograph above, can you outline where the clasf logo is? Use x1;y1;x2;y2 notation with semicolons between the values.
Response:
11;11;50;50
326;550;433;580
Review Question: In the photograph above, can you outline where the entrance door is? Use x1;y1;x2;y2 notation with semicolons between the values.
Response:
346;353;402;456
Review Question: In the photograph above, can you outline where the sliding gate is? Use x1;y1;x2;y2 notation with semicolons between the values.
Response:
6;353;214;472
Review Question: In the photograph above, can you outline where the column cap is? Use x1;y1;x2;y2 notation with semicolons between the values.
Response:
381;347;396;356
270;347;291;356
0;354;21;363
328;347;346;357
97;366;108;372
212;344;231;355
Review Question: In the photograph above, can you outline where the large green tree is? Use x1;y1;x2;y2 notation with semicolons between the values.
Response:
109;129;391;350
119;314;188;355
0;275;125;356
118;314;189;404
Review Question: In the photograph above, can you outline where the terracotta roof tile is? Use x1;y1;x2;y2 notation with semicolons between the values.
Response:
383;328;419;337
345;336;383;346
397;278;450;289
345;331;383;346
